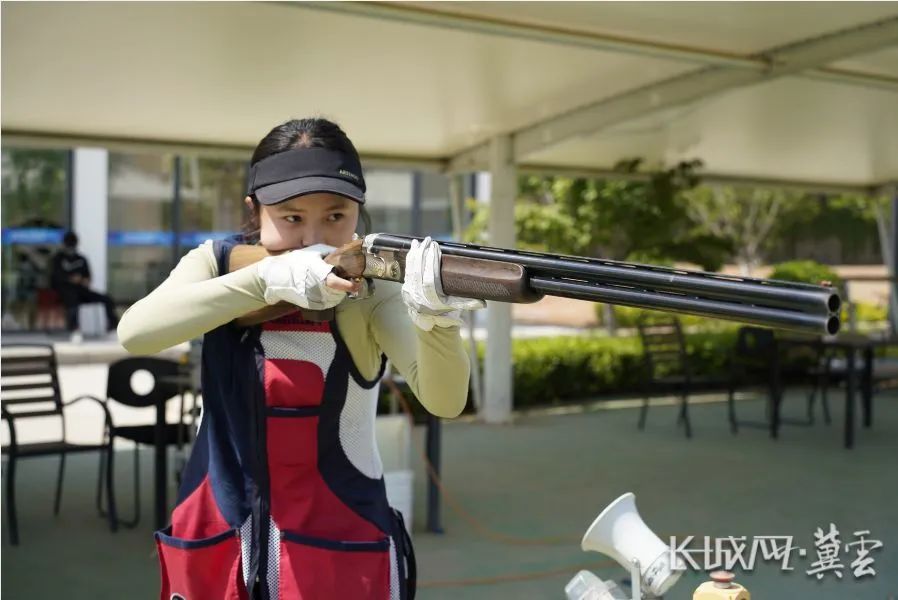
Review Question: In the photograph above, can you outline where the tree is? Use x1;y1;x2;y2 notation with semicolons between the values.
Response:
1;148;68;228
463;159;734;333
683;186;805;275
464;159;731;270
777;193;883;261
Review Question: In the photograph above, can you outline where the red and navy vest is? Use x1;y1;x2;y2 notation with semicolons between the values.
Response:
154;235;415;600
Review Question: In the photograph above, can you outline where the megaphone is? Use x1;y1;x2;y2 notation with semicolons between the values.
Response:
582;493;683;597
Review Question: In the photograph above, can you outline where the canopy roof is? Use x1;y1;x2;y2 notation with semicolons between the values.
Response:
3;1;897;190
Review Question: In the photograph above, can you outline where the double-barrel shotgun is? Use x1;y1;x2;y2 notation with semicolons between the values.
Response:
228;233;841;335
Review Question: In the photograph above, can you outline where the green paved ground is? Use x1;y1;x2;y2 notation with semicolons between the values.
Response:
3;391;896;599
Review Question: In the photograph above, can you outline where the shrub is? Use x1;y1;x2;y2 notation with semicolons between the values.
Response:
594;304;733;330
386;328;830;419
854;302;888;324
482;329;738;407
769;260;840;287
770;261;889;326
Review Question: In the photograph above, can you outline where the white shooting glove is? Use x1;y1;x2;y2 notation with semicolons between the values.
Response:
401;236;486;331
256;244;346;310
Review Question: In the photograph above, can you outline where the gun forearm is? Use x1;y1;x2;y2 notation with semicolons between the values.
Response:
227;240;543;305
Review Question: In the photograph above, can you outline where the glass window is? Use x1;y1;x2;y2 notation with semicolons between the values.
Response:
349;169;451;238
1;147;70;331
364;169;414;234
107;152;176;304
419;171;453;239
178;156;247;256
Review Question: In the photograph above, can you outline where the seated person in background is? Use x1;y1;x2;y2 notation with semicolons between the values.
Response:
50;231;119;332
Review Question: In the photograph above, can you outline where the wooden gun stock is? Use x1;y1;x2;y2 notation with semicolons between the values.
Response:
228;239;542;327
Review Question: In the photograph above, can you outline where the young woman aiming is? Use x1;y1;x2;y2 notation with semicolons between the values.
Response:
119;117;481;600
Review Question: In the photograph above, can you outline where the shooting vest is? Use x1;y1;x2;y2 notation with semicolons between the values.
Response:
154;235;415;600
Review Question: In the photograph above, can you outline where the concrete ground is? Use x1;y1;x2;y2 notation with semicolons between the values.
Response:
2;382;896;599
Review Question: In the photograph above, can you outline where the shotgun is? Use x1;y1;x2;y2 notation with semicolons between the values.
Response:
228;233;841;335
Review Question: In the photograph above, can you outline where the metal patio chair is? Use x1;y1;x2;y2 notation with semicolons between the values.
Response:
1;343;117;545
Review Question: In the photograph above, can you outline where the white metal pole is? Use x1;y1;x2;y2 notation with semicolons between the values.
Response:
482;136;515;424
873;190;898;336
72;148;109;292
449;174;484;413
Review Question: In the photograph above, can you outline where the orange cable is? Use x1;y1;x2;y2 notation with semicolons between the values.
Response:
387;378;578;547
385;380;630;587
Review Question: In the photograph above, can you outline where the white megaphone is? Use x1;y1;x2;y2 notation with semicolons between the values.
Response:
581;493;683;598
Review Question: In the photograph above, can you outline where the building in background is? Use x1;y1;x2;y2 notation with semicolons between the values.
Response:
1;145;455;333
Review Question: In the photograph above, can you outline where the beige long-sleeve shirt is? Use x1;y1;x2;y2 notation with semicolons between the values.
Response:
117;241;470;418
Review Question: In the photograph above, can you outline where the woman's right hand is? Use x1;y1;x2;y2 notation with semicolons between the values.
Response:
256;247;356;310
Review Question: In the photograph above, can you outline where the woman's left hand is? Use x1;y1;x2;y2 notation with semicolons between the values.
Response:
401;237;486;331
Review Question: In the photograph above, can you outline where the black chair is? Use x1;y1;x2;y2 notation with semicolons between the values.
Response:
1;343;117;545
95;357;192;528
727;327;831;436
802;342;898;431
636;316;719;438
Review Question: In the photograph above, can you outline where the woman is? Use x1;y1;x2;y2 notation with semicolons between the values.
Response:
118;118;481;600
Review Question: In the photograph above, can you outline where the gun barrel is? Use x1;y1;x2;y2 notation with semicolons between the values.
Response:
529;277;839;336
370;234;840;316
368;234;841;335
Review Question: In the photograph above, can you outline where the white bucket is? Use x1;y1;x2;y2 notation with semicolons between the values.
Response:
77;302;106;338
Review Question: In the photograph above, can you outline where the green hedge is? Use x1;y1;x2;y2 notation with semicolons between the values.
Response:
381;330;740;420
770;260;888;325
482;329;738;408
385;321;874;419
594;304;735;330
592;261;888;332
854;302;888;323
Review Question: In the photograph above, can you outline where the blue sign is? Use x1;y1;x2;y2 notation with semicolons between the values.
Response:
1;227;65;245
107;230;237;247
3;228;238;248
107;231;174;246
179;231;236;247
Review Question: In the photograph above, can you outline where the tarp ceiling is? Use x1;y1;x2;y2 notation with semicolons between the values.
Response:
2;1;897;190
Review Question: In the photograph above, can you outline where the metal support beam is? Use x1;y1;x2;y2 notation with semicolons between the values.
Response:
72;148;109;293
64;149;75;229
300;1;756;68
447;16;898;167
518;163;878;196
2;130;448;173
171;156;182;269
425;412;443;534
299;2;898;91
891;187;898;336
447;143;491;178
482;136;516;424
448;174;465;241
410;171;423;237
873;189;898;336
449;174;485;414
515;17;898;159
804;66;898;94
514;67;759;159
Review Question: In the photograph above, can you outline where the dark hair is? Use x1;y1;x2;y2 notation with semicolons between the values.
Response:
243;118;371;242
63;231;78;248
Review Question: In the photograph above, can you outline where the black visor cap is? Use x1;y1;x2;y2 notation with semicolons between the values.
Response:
247;147;366;205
